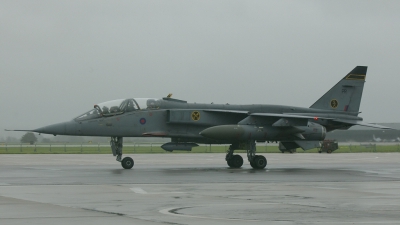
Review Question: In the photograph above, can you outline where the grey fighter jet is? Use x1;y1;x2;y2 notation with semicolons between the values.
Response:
8;66;390;169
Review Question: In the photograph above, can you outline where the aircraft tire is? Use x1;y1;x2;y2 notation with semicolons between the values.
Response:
227;159;233;167
251;155;267;169
121;157;134;169
250;160;256;169
229;155;243;168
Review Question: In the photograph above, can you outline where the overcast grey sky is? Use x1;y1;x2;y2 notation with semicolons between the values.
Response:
1;0;400;139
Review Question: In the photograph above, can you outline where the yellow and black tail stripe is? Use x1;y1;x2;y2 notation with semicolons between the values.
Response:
345;74;366;81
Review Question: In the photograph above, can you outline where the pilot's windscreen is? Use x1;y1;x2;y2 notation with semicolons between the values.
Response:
75;109;101;121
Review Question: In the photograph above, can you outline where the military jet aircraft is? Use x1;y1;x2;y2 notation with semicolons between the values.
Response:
8;66;390;169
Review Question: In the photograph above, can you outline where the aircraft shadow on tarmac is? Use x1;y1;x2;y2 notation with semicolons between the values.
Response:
105;167;397;183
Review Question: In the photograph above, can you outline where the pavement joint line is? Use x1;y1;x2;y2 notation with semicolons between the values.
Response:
130;187;148;194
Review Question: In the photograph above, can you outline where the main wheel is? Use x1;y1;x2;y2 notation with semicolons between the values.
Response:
228;155;243;168
250;160;256;169
121;157;134;169
227;159;233;167
251;155;267;169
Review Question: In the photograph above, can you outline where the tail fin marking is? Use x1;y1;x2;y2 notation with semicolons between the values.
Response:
310;66;367;114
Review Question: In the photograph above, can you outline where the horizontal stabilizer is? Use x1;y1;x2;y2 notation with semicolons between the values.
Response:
294;141;321;150
333;119;394;129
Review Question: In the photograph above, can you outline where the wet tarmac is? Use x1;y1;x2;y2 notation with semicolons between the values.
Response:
0;153;400;224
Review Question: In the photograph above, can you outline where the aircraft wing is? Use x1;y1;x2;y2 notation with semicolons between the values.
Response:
238;113;332;127
205;111;332;124
203;110;392;130
203;109;249;114
250;113;332;120
205;110;332;119
333;119;393;129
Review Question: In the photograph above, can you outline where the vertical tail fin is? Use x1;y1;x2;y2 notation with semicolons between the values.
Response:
310;66;367;114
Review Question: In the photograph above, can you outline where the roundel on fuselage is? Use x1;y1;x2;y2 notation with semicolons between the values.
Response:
191;111;200;121
330;99;338;109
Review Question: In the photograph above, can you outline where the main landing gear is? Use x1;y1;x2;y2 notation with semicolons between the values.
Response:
225;142;267;169
111;137;134;169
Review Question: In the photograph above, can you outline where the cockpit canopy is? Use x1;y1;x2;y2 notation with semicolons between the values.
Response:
75;98;161;121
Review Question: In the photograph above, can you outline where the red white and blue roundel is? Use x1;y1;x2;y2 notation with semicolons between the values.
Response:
139;118;146;125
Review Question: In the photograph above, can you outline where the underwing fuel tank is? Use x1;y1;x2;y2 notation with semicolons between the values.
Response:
161;142;199;152
199;123;326;141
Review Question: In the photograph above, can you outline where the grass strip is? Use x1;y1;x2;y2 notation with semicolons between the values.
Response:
0;144;399;154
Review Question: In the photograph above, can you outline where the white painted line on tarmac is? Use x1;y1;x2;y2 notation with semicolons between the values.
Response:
130;187;185;195
315;186;347;190
23;167;61;171
151;192;186;194
130;187;147;194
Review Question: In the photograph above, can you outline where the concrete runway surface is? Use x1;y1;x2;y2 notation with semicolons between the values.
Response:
0;153;399;225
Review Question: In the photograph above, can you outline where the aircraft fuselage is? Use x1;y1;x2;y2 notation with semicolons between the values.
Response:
34;99;361;144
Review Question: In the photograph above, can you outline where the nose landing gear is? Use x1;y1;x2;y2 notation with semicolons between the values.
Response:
111;137;134;169
121;157;134;169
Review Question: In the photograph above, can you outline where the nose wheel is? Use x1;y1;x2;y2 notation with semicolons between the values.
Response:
121;157;134;169
111;137;134;169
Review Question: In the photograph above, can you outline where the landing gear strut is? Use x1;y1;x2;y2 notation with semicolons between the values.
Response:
246;141;267;169
225;141;267;169
111;137;134;169
225;144;243;168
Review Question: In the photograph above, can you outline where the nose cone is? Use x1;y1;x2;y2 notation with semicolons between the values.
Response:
33;121;77;135
200;125;245;140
